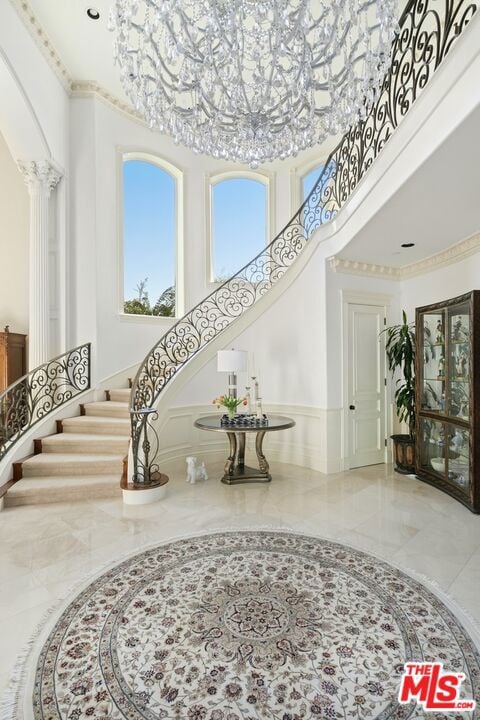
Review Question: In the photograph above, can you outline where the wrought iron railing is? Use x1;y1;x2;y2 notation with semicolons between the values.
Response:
0;343;91;461
130;0;477;484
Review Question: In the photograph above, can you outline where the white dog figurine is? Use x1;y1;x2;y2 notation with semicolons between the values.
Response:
186;456;197;484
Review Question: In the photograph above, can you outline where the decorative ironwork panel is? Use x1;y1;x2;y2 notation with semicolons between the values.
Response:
0;343;91;461
130;0;478;482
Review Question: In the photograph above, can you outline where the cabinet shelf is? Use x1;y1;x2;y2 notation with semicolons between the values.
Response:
416;292;479;513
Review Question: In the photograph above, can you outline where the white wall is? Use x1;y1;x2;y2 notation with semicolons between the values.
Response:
152;244;402;474
0;0;71;354
400;251;480;319
69;97;299;382
0;1;69;168
0;130;29;334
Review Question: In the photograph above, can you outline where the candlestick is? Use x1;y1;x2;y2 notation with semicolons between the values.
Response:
245;387;251;414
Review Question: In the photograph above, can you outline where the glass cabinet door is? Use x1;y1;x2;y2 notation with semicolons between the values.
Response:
447;301;470;421
447;424;470;493
419;418;446;477
421;312;445;413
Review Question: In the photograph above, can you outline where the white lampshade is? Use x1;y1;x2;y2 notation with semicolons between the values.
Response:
217;350;247;373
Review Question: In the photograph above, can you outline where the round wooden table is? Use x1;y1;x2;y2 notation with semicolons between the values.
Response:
194;415;295;484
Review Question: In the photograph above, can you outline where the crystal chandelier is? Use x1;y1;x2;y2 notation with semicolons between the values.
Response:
110;0;398;167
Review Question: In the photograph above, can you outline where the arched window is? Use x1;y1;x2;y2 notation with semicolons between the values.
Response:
210;175;269;282
122;156;181;317
301;161;336;203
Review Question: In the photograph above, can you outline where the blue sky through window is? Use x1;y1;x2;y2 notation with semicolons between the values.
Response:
302;165;325;202
212;178;267;281
123;159;176;304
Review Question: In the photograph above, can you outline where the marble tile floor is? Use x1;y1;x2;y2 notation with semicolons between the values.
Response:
1;460;480;697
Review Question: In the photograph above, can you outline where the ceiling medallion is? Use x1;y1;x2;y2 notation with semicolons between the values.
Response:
110;0;398;166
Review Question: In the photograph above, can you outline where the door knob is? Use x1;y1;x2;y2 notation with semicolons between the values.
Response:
349;405;355;410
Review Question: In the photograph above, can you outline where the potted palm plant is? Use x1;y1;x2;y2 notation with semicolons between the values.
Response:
384;311;416;474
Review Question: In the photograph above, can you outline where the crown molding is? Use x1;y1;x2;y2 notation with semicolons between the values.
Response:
328;257;401;279
329;232;480;281
9;0;73;91
9;0;149;125
401;232;480;278
70;81;146;125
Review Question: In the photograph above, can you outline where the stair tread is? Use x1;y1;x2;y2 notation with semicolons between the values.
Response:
108;388;131;398
9;474;122;488
23;453;125;465
63;415;130;426
82;401;130;419
5;475;121;504
84;401;129;410
42;433;130;444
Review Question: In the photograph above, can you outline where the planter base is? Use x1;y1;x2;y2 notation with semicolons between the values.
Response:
391;434;415;475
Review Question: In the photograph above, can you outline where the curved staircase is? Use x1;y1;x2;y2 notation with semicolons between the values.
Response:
4;386;131;506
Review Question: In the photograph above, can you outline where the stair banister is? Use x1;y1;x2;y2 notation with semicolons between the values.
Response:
0;343;91;463
130;0;478;485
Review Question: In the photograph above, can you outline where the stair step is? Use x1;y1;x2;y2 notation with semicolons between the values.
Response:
21;453;124;477
62;415;130;436
108;388;132;403
5;475;122;506
83;401;130;419
40;433;129;455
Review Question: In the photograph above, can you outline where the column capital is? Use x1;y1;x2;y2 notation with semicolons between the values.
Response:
17;160;62;195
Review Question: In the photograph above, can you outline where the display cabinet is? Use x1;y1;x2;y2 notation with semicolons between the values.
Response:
0;326;27;392
416;292;480;512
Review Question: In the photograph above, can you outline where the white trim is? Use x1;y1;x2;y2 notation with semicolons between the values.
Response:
9;0;73;91
0;46;51;159
329;231;480;281
149;401;344;475
123;483;168;505
117;150;185;319
341;290;392;470
205;170;274;284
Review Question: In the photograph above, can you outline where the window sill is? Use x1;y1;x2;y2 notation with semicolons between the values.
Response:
118;313;177;324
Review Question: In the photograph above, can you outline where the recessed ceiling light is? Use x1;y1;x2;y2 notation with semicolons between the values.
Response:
87;7;100;20
401;242;415;248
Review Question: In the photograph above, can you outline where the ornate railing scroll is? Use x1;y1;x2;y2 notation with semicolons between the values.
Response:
0;343;91;462
130;0;478;484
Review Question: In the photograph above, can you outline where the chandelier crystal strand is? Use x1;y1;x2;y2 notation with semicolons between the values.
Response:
110;0;398;166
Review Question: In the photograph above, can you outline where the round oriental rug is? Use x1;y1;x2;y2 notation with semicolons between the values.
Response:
31;531;480;720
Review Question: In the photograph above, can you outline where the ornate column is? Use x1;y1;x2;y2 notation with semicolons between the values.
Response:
18;160;62;369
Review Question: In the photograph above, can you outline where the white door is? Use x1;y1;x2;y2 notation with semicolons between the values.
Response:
347;303;386;468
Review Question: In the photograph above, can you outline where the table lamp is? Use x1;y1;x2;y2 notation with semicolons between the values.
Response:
217;349;247;398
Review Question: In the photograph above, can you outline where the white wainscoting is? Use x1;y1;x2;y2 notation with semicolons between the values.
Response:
154;403;344;475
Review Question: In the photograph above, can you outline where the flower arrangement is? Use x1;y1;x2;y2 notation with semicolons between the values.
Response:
213;395;247;419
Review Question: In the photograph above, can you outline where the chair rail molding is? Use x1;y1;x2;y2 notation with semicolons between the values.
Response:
152;402;343;475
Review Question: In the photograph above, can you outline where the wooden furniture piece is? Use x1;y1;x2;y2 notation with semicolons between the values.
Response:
0;326;27;392
194;415;295;484
416;292;480;513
